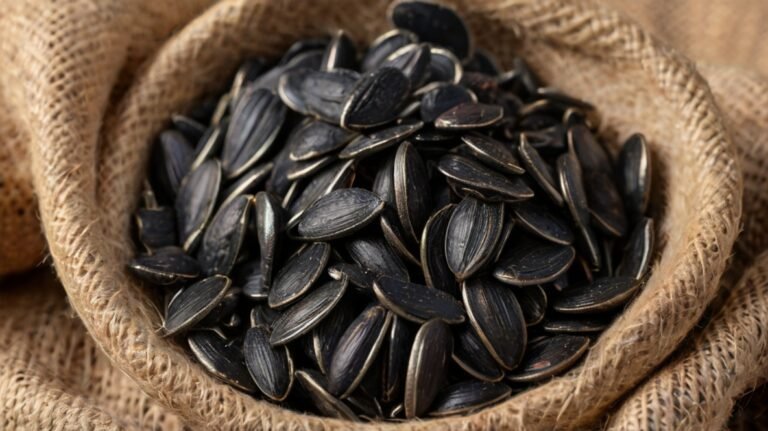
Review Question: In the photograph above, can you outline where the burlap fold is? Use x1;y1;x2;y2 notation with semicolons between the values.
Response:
0;0;744;429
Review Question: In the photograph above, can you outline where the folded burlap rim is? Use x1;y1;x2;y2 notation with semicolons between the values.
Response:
14;0;741;429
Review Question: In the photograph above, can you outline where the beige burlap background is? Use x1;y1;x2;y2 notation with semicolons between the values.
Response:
0;0;763;429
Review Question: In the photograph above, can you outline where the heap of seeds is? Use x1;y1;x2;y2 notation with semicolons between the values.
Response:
129;0;654;420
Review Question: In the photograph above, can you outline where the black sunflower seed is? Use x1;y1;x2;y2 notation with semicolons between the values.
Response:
617;217;655;280
460;132;524;175
270;277;347;345
288;120;356;161
394;141;431;244
362;29;418;72
222;88;287;179
285;154;336;181
404;318;452;419
542;315;610;334
445;197;504;281
383;43;431;89
434;103;504;130
197;195;251;276
438;154;533;201
287;159;355;226
321;29;357;71
244;325;294;401
584;170;627;237
389;0;472;60
188;330;257;392
516;285;548;327
301;69;360;124
452;324;505;382
380;211;421;266
190;121;226;171
420;83;476;123
311;299;358;374
280;38;328;66
513;201;574;245
339;119;423;160
429;380;511;417
381;316;413;403
346;236;410;282
327;305;393;398
250;305;281;327
253;49;323;92
494;237;575;286
136;207;177;250
372;152;397;207
296;369;359;421
373;276;465;324
297;188;385;240
277;68;315;115
236;261;267;300
171;114;206;143
462;277;527;370
164;275;231;336
568;124;612;172
328;263;377;296
552;276;640;314
420;204;458;296
155;130;194;197
507;335;590;383
268;242;331;308
427;47;463;84
176;159;222;252
254;191;285;289
341;67;411;130
557;152;590;228
517;135;565;206
618;133;652;219
128;249;200;285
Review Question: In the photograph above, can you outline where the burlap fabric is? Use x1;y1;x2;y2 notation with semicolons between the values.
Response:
0;0;748;429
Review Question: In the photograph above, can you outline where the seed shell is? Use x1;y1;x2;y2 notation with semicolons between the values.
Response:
188;330;257;392
270;277;348;345
445;197;505;281
268;242;332;308
297;188;385;240
507;335;590;383
429;381;511;417
244;325;295;401
552;276;640;314
404;318;452;419
373;276;465;324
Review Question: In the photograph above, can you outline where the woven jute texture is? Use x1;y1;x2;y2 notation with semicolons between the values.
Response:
0;269;187;431
1;0;740;429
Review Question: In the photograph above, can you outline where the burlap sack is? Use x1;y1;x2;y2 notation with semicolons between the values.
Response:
604;65;768;430
1;0;738;429
0;270;186;431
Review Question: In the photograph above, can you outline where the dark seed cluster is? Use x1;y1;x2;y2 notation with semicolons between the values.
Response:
129;0;655;421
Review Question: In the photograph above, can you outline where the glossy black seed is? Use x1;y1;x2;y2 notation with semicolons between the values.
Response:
427;47;463;84
341;67;411;130
568;124;612;172
297;188;385;240
542;316;610;334
340;119;423;159
244;325;294;401
445;197;504;281
254;191;285;289
419;83;475;123
557;152;590;228
278;67;315;115
462;278;527;370
381;316;413;404
513;201;574;245
461;132;524;175
362;29;418;72
383;43;431;88
136;207;177;250
198;195;251;276
288;120;356;161
176;159;222;252
347;236;410;282
222;88;287;179
618;133;652;219
311;300;358;374
389;0;472;60
584;170;627;237
374;276;465;324
394;141;431;244
188;330;257;392
155;130;194;197
287;159;355;226
507;335;590;383
328;263;377;296
253;49;324;92
404;318;452;419
296;369;359;421
270;277;347;345
268;242;331;308
438;154;533;202
494;237;575;286
128;249;200;285
240;262;268;301
321;29;357;71
301;69;360;124
617;217;655;280
434;103;504;130
430;381;511;417
285;154;336;181
372;153;397;207
190;122;225;171
164;275;231;336
421;204;459;296
328;305;393;398
380;212;421;266
219;163;272;209
452;324;505;382
553;276;640;314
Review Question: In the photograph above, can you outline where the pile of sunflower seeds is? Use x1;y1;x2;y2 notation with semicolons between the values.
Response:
129;0;655;421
